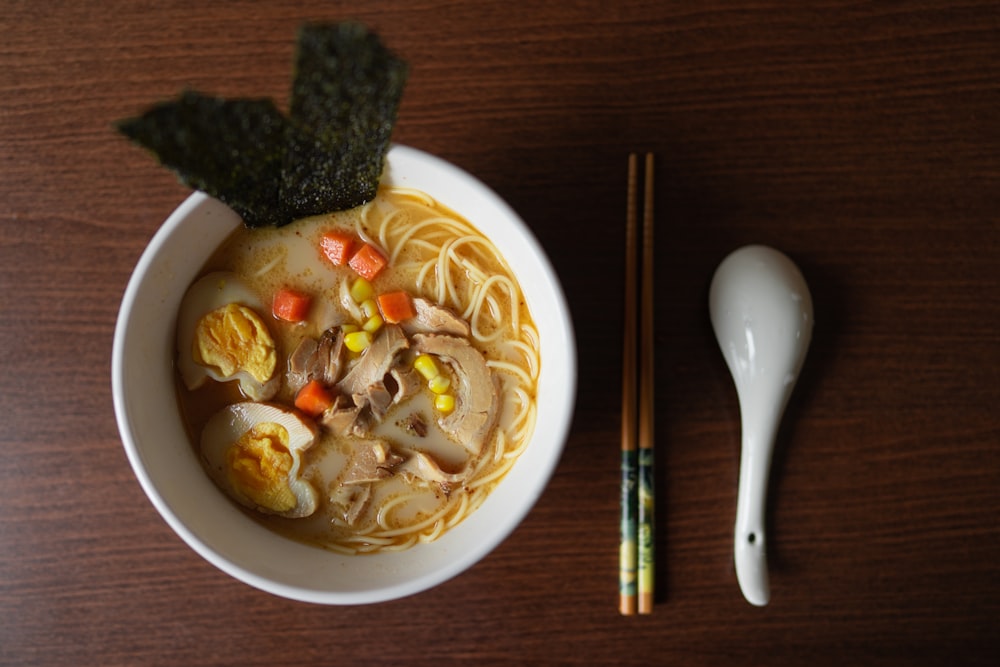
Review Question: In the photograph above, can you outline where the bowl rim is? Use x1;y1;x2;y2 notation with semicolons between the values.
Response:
112;144;577;604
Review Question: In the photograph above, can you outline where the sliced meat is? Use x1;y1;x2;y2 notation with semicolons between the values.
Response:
342;440;405;485
362;384;394;422
398;412;428;438
329;483;371;526
336;324;408;397
388;364;423;404
286;336;318;393
411;333;500;456
316;328;346;385
350;411;375;438
329;325;409;436
402;298;471;337
286;327;345;393
322;395;376;438
398;451;467;496
320;394;362;436
398;451;465;483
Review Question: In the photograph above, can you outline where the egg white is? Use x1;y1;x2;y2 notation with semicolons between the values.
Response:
176;271;280;401
201;402;319;518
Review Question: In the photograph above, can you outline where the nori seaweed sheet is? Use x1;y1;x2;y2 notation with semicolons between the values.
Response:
117;92;289;228
116;22;408;228
281;22;408;218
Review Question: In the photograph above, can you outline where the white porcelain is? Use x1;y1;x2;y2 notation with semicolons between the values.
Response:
709;245;813;606
112;145;577;605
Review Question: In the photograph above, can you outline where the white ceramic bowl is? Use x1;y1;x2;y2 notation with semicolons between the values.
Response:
112;145;576;604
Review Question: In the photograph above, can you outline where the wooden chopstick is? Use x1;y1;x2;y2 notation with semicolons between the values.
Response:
620;152;656;615
619;154;640;616
637;153;655;614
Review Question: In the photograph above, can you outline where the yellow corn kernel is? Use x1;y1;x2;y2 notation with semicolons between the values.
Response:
350;277;373;303
428;374;451;394
344;330;372;353
362;313;383;333
340;323;359;334
360;298;378;318
434;393;455;413
414;354;439;380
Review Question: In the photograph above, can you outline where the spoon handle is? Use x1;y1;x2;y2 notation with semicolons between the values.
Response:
734;423;777;606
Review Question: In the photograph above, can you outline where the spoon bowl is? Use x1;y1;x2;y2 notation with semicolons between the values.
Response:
709;245;813;606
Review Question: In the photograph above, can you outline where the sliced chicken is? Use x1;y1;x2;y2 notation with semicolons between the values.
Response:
388;364;423;405
411;333;500;456
342;440;405;485
320;394;362;436
402;298;471;337
329;483;371;526
397;451;466;486
286;327;345;393
336;324;409;397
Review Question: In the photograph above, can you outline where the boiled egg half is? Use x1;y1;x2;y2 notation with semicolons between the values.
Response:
201;402;319;518
177;271;279;401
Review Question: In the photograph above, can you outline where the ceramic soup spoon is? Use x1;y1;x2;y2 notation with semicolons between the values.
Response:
709;245;813;606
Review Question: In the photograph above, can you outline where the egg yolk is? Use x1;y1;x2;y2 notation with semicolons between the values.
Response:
193;303;276;384
225;422;297;513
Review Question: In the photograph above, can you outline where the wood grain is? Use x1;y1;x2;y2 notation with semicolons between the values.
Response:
2;1;998;665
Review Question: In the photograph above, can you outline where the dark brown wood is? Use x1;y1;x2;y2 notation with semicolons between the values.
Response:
2;1;998;664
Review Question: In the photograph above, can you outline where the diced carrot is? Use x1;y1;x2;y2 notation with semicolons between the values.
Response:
272;287;312;322
376;290;416;323
319;230;354;266
348;243;388;281
294;380;335;417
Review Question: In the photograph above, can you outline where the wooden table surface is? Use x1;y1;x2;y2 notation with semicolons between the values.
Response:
2;1;998;665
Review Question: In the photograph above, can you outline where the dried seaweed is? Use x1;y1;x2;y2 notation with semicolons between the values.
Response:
282;23;408;218
116;22;407;227
117;92;289;227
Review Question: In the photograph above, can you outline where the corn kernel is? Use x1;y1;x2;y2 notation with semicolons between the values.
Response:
434;393;455;413
350;277;373;303
362;314;383;333
344;330;372;353
428;374;451;394
360;298;378;318
414;354;439;380
340;323;359;334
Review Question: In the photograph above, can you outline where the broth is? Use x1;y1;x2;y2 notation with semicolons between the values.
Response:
176;187;539;554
